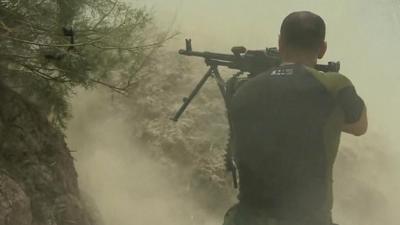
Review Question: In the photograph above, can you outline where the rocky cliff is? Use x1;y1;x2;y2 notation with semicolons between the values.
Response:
0;82;98;225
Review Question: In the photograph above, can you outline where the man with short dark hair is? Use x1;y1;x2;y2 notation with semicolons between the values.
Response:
222;11;367;225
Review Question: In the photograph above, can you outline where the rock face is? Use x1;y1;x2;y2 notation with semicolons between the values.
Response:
0;172;32;225
0;82;97;225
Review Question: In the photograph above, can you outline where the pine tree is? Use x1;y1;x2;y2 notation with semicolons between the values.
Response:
0;0;168;128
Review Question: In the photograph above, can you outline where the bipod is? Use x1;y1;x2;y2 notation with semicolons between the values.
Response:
171;62;239;189
171;62;227;122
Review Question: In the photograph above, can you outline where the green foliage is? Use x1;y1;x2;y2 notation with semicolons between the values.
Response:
0;0;161;128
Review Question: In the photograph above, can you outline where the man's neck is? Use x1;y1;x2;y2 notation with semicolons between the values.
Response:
280;51;318;68
281;59;316;68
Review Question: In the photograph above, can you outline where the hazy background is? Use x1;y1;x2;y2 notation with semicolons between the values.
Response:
146;0;400;141
67;1;400;225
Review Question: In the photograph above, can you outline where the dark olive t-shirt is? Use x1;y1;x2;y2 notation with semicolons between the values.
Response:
230;64;364;224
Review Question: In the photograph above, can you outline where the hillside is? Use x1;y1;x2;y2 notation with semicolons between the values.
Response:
0;82;100;225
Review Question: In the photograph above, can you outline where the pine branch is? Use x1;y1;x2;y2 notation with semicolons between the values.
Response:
2;35;106;48
89;79;128;95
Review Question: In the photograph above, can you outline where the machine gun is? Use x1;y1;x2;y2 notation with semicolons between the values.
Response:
171;39;341;188
171;39;340;122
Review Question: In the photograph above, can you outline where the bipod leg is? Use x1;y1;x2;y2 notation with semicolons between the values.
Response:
171;67;214;122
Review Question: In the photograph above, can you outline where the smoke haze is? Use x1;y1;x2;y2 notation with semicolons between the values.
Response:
67;1;400;225
66;89;222;225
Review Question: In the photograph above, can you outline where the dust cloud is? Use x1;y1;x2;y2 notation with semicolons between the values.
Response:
66;88;221;225
67;1;400;225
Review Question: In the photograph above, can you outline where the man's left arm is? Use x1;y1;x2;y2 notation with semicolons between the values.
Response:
336;83;368;136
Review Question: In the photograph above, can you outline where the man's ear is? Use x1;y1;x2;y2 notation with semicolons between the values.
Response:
278;34;284;52
318;41;327;59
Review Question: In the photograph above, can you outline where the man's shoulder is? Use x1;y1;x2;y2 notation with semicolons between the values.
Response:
229;71;270;107
233;70;272;92
305;66;353;96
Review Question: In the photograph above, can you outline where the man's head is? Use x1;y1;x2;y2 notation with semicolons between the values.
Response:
279;11;327;64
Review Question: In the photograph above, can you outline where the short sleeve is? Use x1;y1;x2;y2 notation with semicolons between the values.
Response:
303;68;365;124
335;79;365;124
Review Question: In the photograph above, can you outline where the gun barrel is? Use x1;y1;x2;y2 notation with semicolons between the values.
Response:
179;49;236;62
